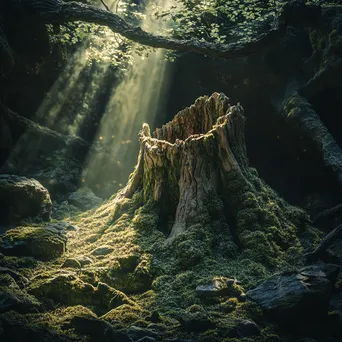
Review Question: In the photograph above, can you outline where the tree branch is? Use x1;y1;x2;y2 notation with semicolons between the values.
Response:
41;1;291;59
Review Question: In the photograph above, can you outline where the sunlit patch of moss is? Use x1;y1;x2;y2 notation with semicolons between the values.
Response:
2;156;317;342
0;226;66;260
101;303;146;325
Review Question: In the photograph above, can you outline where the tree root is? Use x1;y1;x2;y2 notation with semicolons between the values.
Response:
281;93;342;187
305;223;342;262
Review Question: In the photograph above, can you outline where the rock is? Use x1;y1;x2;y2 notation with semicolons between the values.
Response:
28;274;95;306
70;316;133;342
62;258;81;269
100;303;144;326
68;187;102;211
246;265;340;324
196;277;244;299
0;274;41;313
0;318;67;342
164;339;198;342
179;312;216;332
49;221;79;232
91;246;114;256
127;326;161;340
118;255;140;272
0;174;52;225
136;337;157;342
237;319;261;337
299;264;340;284
0;253;4;260
76;256;93;266
52;201;81;220
0;226;67;260
146;310;162;323
28;275;133;309
0;287;41;313
0;267;29;288
329;293;342;320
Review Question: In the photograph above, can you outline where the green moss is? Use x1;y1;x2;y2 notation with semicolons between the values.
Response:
0;226;66;260
101;303;146;325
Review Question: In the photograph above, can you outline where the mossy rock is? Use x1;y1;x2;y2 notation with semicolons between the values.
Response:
0;174;52;225
0;274;41;313
28;274;134;309
101;303;145;325
61;258;81;269
0;226;67;260
68;187;102;211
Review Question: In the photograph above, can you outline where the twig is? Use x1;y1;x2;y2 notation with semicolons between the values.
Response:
100;0;110;12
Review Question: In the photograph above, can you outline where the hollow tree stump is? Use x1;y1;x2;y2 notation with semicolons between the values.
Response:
117;93;309;264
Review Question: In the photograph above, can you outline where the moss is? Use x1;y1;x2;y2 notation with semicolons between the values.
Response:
0;226;66;260
101;303;146;325
132;202;160;233
27;273;134;311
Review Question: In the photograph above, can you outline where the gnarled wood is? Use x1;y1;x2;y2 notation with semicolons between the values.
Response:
117;93;308;258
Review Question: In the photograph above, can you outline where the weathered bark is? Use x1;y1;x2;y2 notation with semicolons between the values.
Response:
121;93;244;238
281;93;342;187
117;93;308;257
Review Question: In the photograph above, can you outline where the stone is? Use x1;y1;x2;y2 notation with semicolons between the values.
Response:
246;265;340;324
118;255;140;272
0;174;52;225
62;258;81;269
196;277;244;299
0;226;67;260
127;326;161;340
237;319;261;337
164;339;198;342
52;201;81;220
0;274;40;313
68;187;102;211
28;275;132;309
91;246;114;256
0;267;29;288
179;312;216;332
329;293;342;320
0;287;40;313
136;337;157;342
70;316;133;342
28;274;95;306
76;256;93;266
49;221;79;232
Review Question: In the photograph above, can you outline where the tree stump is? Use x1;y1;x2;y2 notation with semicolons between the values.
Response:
117;93;309;265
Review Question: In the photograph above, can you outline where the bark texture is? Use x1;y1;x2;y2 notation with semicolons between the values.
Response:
117;93;309;259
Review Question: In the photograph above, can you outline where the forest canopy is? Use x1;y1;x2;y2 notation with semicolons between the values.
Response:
0;0;334;67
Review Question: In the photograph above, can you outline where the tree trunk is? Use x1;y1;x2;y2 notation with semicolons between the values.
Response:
117;93;309;263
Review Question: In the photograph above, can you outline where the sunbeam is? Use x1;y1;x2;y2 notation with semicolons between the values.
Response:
82;0;175;197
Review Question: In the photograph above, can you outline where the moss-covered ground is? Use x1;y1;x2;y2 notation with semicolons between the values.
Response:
0;167;323;341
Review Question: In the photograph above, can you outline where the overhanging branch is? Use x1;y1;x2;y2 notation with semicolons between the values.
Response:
40;1;321;59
